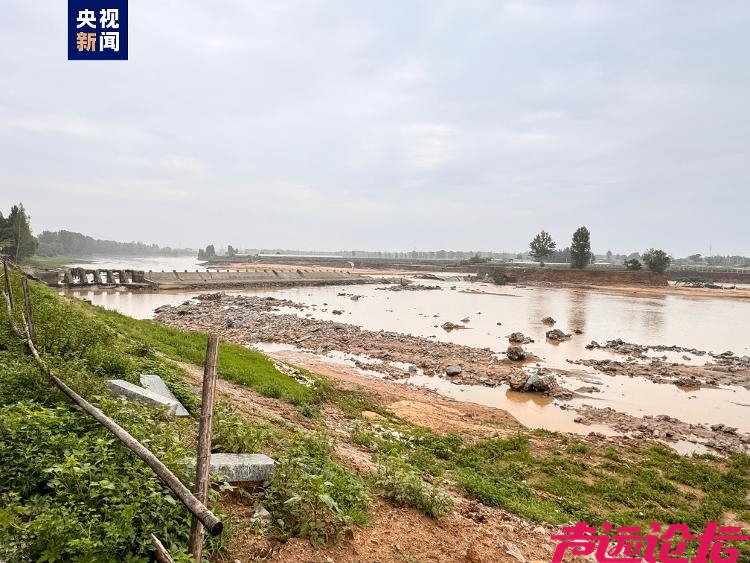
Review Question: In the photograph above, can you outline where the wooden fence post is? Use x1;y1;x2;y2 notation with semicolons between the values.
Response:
189;336;220;561
21;277;35;343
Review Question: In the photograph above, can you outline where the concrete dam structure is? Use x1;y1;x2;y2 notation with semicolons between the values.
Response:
33;267;375;290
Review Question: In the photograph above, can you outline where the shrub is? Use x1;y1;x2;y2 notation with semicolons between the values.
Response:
624;258;642;271
0;401;199;562
212;405;285;454
374;455;453;518
261;431;371;546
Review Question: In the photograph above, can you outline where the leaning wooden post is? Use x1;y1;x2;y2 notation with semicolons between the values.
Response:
21;277;35;343
150;533;175;563
189;335;220;561
2;258;12;311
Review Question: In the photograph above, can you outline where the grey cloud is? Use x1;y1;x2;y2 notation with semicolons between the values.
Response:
1;0;748;255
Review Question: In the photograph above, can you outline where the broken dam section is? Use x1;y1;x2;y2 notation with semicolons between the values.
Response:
33;267;378;290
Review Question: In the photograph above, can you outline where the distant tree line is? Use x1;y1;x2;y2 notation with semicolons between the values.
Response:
36;230;191;258
527;227;675;274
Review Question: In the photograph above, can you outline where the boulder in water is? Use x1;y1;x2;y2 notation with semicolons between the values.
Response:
546;329;571;342
506;345;527;361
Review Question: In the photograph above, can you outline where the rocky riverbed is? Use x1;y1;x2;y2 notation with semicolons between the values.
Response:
569;338;750;389
154;292;750;454
155;293;570;398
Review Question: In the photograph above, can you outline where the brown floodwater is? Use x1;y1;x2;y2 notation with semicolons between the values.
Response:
67;277;750;438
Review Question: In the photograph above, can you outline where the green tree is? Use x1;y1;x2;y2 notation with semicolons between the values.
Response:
570;226;592;269
624;258;642;271
529;231;556;266
642;248;671;274
0;204;38;261
204;244;216;258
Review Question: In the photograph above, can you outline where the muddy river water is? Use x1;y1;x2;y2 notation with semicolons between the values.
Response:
68;277;750;439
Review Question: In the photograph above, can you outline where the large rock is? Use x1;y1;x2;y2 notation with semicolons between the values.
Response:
445;365;462;376
545;329;571;342
522;373;553;392
509;332;534;344
541;316;556;325
210;453;275;483
508;332;525;343
508;371;557;394
108;379;179;416
140;374;190;417
506;345;527;361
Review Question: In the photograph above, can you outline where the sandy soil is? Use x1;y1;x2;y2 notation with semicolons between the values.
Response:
575;283;750;301
155;293;750;453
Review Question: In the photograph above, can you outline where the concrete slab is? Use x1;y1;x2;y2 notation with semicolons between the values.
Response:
210;453;276;483
108;379;179;416
140;374;190;417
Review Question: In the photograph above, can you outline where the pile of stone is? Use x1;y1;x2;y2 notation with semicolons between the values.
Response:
508;369;565;397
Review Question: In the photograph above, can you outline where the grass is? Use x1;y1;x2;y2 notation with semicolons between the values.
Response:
374;455;453;518
94;307;316;406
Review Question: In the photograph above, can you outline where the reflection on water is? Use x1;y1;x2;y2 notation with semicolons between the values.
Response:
567;290;588;335
404;374;616;436
70;278;750;441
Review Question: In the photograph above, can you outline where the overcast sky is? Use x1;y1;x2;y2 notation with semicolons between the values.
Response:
1;1;748;256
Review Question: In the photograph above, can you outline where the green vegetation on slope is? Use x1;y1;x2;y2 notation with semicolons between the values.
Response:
95;307;315;406
0;274;368;560
0;274;205;561
351;423;750;558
